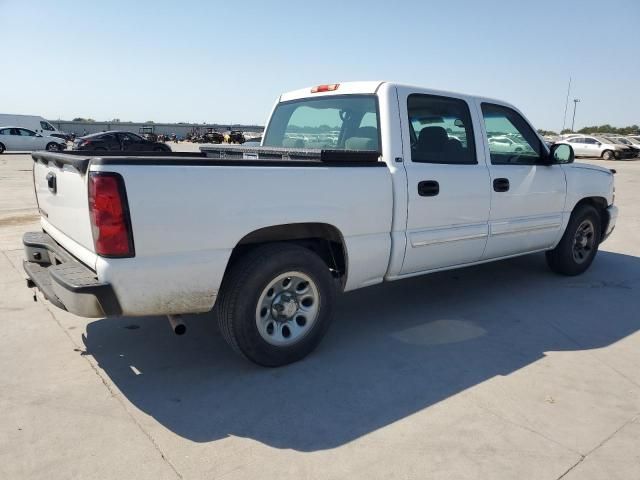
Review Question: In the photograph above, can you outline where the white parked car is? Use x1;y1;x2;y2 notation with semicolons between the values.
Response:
0;126;66;153
556;135;636;160
23;81;617;366
488;135;536;154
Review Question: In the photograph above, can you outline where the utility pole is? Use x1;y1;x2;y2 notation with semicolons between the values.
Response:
562;77;572;132
571;99;580;132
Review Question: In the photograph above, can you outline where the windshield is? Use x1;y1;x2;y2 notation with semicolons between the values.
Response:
263;95;380;151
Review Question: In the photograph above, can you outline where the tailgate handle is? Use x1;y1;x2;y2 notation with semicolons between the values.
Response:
46;172;57;194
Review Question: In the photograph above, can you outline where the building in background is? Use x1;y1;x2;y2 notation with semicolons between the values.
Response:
48;120;263;139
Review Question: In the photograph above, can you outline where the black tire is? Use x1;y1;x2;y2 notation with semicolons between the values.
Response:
216;243;336;366
602;150;614;160
0;143;5;154
546;205;601;276
45;142;60;152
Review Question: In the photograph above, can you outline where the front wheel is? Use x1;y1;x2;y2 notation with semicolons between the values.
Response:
0;143;5;154
46;142;60;152
602;150;615;160
216;243;336;366
546;205;601;276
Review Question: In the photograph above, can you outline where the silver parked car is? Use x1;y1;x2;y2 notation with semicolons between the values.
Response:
608;136;640;155
556;135;636;160
0;126;66;154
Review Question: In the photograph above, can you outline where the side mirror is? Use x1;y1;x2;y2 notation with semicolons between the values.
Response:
548;143;574;164
596;142;601;146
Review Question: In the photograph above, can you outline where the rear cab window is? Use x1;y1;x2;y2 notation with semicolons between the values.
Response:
263;95;380;152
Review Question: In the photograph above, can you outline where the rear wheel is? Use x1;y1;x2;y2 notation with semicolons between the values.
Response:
602;150;614;160
216;243;336;366
546;205;601;276
45;142;60;152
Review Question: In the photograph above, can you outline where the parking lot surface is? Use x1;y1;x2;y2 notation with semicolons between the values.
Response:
1;151;639;479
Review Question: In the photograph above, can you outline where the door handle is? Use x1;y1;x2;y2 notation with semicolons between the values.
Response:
46;172;57;194
418;180;439;197
493;178;510;192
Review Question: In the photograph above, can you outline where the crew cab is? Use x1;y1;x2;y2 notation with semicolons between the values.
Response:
23;81;618;366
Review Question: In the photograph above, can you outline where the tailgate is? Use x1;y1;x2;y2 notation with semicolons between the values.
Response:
33;155;95;256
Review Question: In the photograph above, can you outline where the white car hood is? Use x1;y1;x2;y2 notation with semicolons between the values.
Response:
570;162;614;175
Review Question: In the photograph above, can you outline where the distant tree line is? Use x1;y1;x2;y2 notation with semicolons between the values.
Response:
574;124;639;135
540;125;640;136
537;129;558;136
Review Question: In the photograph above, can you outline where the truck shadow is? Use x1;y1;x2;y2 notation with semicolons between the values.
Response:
83;251;640;451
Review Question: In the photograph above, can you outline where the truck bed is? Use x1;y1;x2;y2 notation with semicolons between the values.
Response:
29;147;393;316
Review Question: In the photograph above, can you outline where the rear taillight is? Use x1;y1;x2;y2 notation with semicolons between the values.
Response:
88;172;134;257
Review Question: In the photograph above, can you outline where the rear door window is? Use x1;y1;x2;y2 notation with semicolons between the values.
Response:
407;94;477;164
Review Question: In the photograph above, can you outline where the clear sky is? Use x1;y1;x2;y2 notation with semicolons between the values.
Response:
1;0;638;131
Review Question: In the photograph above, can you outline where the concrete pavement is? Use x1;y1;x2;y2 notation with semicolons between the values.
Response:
0;151;638;479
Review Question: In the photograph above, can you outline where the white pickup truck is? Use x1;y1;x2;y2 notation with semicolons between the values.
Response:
23;81;618;366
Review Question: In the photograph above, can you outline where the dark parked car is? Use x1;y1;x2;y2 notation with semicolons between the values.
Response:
227;130;246;144
72;131;171;152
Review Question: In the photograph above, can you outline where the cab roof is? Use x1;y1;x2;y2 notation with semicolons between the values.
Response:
278;81;515;110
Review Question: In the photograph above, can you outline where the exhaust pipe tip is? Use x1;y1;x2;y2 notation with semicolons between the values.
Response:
167;314;186;336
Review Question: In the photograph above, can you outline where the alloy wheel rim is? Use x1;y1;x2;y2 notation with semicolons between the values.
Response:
572;219;595;264
255;271;320;346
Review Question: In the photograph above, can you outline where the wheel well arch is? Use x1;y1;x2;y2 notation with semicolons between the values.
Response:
227;223;348;289
572;196;609;239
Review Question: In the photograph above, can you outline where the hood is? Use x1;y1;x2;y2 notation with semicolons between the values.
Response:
570;162;614;175
44;134;66;143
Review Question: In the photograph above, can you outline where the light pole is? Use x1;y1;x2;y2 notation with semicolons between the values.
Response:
571;98;580;132
562;77;571;132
